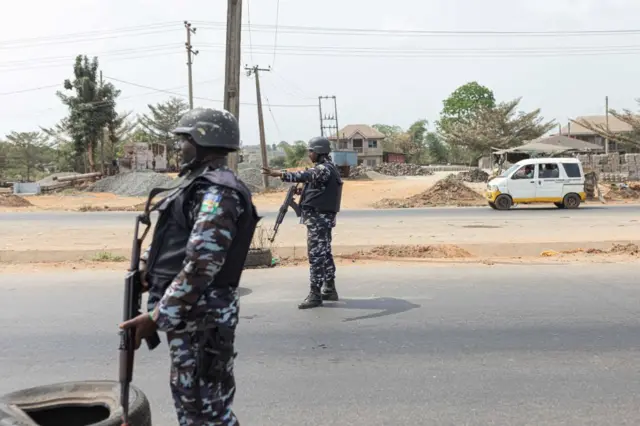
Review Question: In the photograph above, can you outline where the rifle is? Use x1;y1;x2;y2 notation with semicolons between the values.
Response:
118;201;162;426
269;184;301;243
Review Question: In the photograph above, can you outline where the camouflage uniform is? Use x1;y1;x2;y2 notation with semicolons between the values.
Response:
143;172;245;426
281;159;337;291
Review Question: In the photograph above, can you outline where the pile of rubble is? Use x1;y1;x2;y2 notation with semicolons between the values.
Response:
361;244;473;259
238;165;286;193
457;168;490;183
604;182;640;201
373;174;486;208
87;171;176;197
349;163;435;178
0;194;33;207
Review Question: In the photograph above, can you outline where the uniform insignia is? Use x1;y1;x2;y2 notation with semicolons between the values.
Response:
200;192;222;214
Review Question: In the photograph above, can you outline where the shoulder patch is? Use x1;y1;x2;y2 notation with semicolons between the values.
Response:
317;164;326;170
200;192;222;214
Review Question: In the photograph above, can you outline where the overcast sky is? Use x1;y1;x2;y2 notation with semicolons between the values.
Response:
1;0;640;146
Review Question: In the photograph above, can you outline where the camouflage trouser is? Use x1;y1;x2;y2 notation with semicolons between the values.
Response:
306;222;336;290
167;330;239;426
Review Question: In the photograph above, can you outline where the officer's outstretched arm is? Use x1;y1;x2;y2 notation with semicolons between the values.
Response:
153;185;244;332
280;164;331;184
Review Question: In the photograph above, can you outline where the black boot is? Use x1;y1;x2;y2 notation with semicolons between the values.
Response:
298;288;323;309
321;279;339;301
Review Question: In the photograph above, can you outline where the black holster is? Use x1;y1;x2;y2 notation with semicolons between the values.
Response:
196;325;236;382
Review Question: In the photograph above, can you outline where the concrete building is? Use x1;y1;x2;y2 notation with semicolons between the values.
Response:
328;124;385;167
119;142;167;171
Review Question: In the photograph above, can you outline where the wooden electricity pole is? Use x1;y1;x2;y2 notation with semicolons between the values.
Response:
245;65;271;188
184;21;198;109
224;0;243;172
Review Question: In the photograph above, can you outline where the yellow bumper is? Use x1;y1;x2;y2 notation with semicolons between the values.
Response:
486;190;500;202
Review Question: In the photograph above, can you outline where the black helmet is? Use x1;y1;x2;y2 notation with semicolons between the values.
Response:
173;107;240;151
308;136;331;154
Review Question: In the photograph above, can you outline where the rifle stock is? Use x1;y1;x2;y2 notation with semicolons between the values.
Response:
118;213;161;426
269;184;301;243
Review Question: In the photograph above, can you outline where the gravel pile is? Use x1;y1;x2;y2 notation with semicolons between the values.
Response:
238;164;286;193
349;163;435;178
457;168;490;183
87;171;176;196
374;163;435;176
374;174;485;208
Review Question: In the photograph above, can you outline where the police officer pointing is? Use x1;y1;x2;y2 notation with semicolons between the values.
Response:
120;107;259;425
262;136;343;309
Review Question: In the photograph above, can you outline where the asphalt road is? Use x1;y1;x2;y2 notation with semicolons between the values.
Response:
0;263;638;425
1;204;639;225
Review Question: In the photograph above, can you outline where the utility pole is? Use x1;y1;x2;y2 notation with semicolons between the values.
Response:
605;95;610;154
319;96;341;150
224;0;243;172
245;65;271;188
184;21;198;110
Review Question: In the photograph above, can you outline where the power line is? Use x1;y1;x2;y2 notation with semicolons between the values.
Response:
0;84;60;96
194;21;640;38
272;0;281;68
0;22;181;49
246;0;255;63
0;44;181;67
0;50;183;73
195;43;640;58
104;75;317;108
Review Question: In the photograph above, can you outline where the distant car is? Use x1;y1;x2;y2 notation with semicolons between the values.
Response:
486;157;586;210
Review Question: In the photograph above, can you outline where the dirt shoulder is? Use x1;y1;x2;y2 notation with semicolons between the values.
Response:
2;172;638;213
0;173;483;212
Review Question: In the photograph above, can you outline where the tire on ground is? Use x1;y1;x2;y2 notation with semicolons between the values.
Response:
562;193;581;209
494;194;513;210
0;381;151;426
244;248;272;268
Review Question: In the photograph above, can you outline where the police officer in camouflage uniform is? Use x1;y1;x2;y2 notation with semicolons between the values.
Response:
263;136;343;309
120;107;259;425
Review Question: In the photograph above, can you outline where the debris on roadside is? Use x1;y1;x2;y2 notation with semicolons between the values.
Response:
349;163;435;178
540;243;640;257
0;194;33;207
237;166;286;193
360;244;473;258
457;168;490;183
373;174;486;208
86;171;176;197
604;182;640;201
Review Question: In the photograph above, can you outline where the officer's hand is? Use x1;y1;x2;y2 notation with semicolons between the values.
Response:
119;312;158;349
261;167;281;178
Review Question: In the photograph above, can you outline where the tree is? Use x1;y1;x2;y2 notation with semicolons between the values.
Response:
4;131;52;180
372;124;404;151
425;133;449;164
269;156;286;168
138;97;189;168
282;140;309;167
571;101;640;149
438;82;496;137
396;120;429;163
56;55;120;172
439;98;556;162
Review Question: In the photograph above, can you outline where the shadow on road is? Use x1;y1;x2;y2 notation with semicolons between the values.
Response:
324;297;421;322
238;287;252;298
